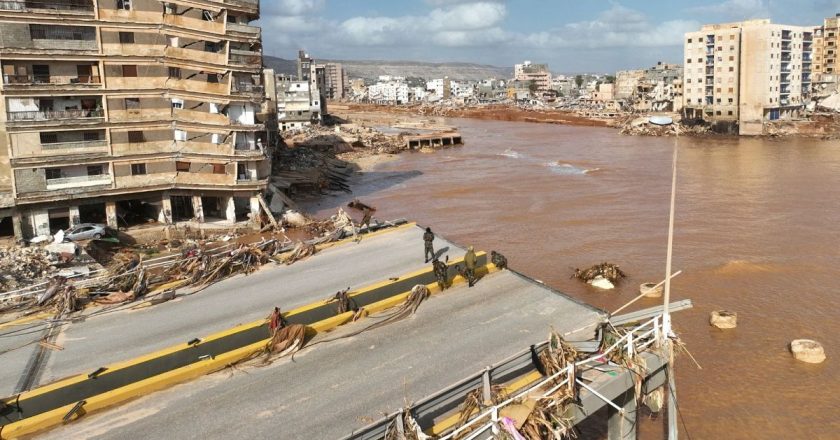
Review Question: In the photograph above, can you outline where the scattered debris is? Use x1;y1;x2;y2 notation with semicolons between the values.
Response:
710;310;738;329
491;251;508;269
571;262;627;288
790;339;826;364
0;247;64;291
639;282;663;298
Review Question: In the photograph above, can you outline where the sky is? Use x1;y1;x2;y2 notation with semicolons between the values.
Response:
258;0;840;73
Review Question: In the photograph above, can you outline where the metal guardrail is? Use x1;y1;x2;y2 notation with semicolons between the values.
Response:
342;313;669;440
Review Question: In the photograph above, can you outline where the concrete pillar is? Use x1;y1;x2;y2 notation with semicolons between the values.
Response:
249;195;261;229
608;390;637;440
191;195;204;223
105;201;118;229
159;195;173;224
12;210;23;240
31;209;50;237
224;196;236;223
68;206;80;227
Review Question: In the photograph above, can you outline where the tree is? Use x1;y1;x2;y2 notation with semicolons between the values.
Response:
575;75;584;88
605;75;616;84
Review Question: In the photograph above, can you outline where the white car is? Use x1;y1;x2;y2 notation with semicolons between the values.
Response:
64;223;107;241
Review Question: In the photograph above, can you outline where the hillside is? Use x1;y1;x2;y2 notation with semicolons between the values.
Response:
263;56;511;81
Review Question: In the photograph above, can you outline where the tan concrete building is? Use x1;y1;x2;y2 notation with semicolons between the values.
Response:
813;14;839;83
0;0;274;239
514;61;551;92
683;19;814;135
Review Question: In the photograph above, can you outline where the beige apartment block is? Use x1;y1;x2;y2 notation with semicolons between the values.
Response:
0;0;275;239
682;19;814;135
813;13;839;84
514;61;551;92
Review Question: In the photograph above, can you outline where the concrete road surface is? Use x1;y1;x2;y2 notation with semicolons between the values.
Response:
38;270;605;440
0;225;464;394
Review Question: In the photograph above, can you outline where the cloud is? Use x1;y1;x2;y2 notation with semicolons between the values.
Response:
518;4;699;49
689;0;769;19
270;0;324;16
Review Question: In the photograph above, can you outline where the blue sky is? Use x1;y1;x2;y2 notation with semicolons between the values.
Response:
258;0;840;73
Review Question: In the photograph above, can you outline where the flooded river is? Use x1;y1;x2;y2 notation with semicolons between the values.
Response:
303;118;840;439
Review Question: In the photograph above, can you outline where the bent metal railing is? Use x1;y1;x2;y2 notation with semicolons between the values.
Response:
343;315;665;440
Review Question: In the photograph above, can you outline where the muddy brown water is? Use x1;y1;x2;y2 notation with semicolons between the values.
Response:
301;118;840;439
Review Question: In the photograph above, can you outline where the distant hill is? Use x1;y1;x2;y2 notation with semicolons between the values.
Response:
263;56;511;81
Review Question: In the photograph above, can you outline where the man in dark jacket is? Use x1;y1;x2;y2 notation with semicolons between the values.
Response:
464;246;477;287
423;227;435;263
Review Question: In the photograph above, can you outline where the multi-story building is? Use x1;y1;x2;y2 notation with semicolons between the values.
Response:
322;62;346;101
514;61;551;92
813;14;839;84
276;75;316;132
0;0;274;239
683;19;814;135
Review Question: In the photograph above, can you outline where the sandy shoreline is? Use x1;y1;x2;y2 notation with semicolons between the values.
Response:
339;152;400;172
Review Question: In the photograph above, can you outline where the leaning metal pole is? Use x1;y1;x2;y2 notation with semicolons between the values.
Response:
664;125;679;440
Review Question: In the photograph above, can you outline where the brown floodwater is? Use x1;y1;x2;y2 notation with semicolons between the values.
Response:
303;118;840;439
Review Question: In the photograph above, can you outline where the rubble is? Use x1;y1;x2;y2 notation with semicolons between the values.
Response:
571;262;627;286
0;246;63;292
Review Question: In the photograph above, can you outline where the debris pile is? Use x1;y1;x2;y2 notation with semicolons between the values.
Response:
618;115;712;137
571;262;627;290
0;246;62;291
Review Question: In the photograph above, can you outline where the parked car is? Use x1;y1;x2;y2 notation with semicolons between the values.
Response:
64;223;107;241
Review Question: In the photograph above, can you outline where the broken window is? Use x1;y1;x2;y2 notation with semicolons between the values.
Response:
128;131;145;143
87;165;103;176
119;32;135;44
212;164;225;174
176;161;191;172
125;98;140;110
45;168;61;180
168;67;181;79
117;0;131;10
83;131;100;141
171;98;184;109
122;65;137;77
207;73;219;83
40;132;58;144
131;163;146;175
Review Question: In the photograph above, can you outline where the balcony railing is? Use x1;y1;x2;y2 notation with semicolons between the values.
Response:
41;139;106;150
229;52;262;66
227;22;260;36
231;82;264;94
3;74;100;85
224;0;257;7
0;0;92;11
8;108;104;121
45;173;111;189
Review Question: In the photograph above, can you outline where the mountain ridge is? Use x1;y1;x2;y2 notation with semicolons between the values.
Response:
263;56;511;81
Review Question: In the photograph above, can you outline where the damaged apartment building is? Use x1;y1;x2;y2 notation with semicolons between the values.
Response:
0;0;277;239
615;62;683;112
276;50;345;132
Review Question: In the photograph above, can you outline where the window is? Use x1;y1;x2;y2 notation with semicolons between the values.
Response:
728;111;733;116
716;111;722;115
728;87;734;93
728;98;734;103
687;38;692;43
212;164;225;174
202;10;214;21
128;131;144;143
687;58;692;64
83;131;99;141
119;32;134;44
131;163;146;175
117;0;130;10
45;168;61;180
125;98;140;110
174;129;187;141
122;65;137;77
176;161;190;172
729;56;734;61
39;132;58;144
207;73;219;83
87;165;103;176
729;66;734;72
168;67;181;79
171;98;184;109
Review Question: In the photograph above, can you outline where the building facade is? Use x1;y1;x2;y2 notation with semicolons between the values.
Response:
813;14;839;84
276;75;316;132
0;0;273;239
683;19;813;135
514;61;551;92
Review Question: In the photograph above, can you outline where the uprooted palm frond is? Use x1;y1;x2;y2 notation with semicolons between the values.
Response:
384;409;433;440
538;330;580;377
453;385;510;439
265;323;308;357
517;394;578;440
282;242;317;265
570;262;627;284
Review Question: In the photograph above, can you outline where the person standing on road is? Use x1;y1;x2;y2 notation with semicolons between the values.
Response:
464;246;477;287
423;227;435;263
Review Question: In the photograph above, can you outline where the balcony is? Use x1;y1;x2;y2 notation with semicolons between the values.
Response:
173;108;230;125
7;108;103;122
705;57;714;65
0;0;93;13
226;22;261;38
780;74;790;84
3;74;101;87
781;30;791;41
165;46;226;65
229;51;261;67
41;139;106;150
781;54;791;62
231;82;264;96
781;43;791;52
163;14;224;34
46;173;111;190
224;0;258;9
